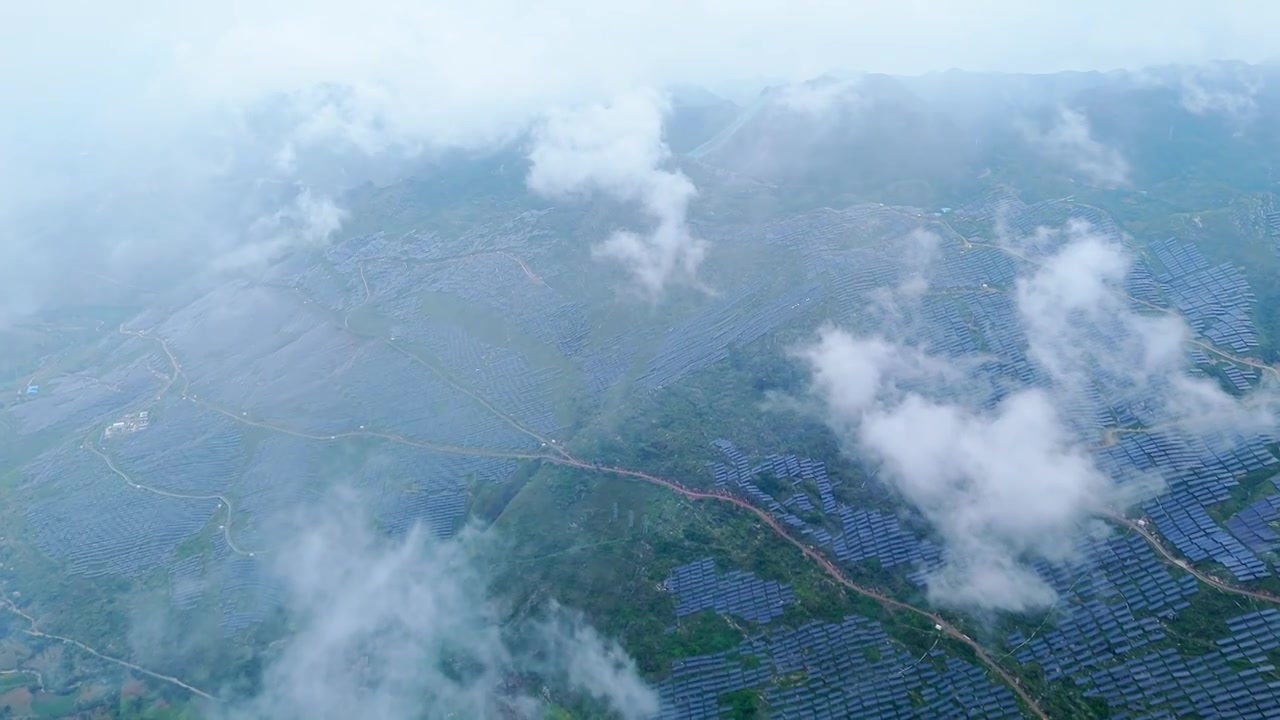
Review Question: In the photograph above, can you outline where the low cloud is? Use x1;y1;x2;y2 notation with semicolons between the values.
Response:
774;76;866;116
796;222;1274;611
1015;224;1177;399
223;489;657;720
7;3;1280;323
528;90;705;299
797;327;1124;611
1015;221;1278;435
212;189;346;273
1181;77;1259;119
1022;107;1130;188
895;227;941;300
1178;65;1264;122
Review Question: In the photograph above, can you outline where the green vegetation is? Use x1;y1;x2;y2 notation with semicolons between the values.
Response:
1165;587;1264;649
31;693;76;719
545;706;575;720
718;688;768;719
1208;465;1280;524
116;696;199;720
0;675;32;695
664;611;744;659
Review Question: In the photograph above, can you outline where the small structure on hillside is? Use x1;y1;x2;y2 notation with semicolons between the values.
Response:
25;384;38;396
103;411;151;440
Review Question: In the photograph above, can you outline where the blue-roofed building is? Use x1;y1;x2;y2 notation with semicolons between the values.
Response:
26;384;38;395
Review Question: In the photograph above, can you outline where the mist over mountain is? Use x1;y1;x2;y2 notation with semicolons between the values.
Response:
8;5;1280;720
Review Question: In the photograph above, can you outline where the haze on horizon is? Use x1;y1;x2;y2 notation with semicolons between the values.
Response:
1;3;1276;313
4;1;1279;216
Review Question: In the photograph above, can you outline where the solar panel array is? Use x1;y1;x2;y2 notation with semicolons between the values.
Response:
1067;206;1125;242
218;551;282;636
1165;264;1258;355
1134;431;1278;581
169;555;206;610
1005;200;1073;238
1010;534;1193;665
1222;363;1256;393
355;443;509;539
758;207;932;321
280;342;539;451
671;212;1280;719
197;532;284;637
708;440;939;578
1220;608;1280;656
914;297;983;358
658;649;772;719
289;261;360;313
403;319;563;434
930;246;1018;292
1149;237;1211;280
952;187;1024;224
1084;423;1280;585
1124;259;1167;308
380;252;595;363
657;615;1021;719
638;283;824;392
1012;599;1169;681
832;507;942;569
764;206;920;267
313;215;659;407
1145;499;1271;581
1226;475;1280;551
663;558;795;624
18;196;1280;714
829;253;905;319
1086;645;1280;718
21;448;219;579
231;435;326;551
8;358;159;438
113;400;244;495
966;293;1027;362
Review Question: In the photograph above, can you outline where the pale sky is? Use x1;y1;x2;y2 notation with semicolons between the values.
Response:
4;1;1278;150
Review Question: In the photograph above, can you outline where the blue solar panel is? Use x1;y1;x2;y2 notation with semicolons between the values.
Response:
657;615;1020;719
664;558;795;624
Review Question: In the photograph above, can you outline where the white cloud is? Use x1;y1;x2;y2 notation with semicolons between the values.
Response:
1014;222;1278;434
1181;77;1259;118
528;90;705;297
1179;64;1265;121
1014;224;1166;395
865;389;1115;609
797;326;1123;611
224;489;657;720
775;76;866;116
796;222;1275;611
1022;108;1131;188
213;189;346;272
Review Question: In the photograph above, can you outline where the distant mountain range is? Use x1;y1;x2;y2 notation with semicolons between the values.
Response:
665;61;1280;207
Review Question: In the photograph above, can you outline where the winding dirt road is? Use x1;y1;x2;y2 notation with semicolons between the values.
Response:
547;456;1049;720
500;251;546;285
1108;514;1280;607
84;435;260;557
96;323;1049;715
0;597;214;700
0;667;43;692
